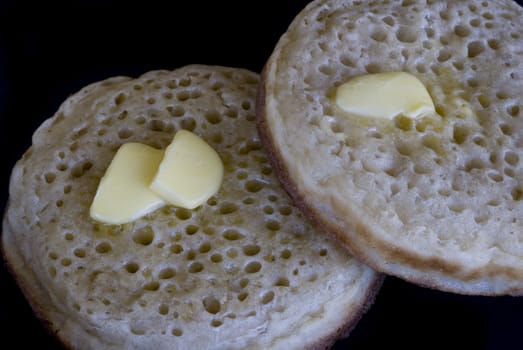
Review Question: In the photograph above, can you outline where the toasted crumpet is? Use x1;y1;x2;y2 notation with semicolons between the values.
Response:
257;0;523;295
2;65;381;350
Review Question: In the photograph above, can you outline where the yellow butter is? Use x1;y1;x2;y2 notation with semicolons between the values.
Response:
150;130;223;209
90;143;165;224
335;72;435;120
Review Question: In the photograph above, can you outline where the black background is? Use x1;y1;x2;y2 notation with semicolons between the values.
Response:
1;1;523;349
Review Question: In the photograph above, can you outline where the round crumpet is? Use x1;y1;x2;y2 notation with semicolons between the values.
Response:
2;65;382;350
257;0;523;295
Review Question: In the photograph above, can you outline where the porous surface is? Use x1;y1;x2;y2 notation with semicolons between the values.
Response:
2;65;381;350
258;0;523;295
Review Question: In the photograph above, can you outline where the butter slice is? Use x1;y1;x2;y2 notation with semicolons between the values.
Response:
90;143;165;224
335;72;435;120
150;130;223;209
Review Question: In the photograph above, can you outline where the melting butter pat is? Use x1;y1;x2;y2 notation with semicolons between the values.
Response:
150;130;223;209
335;72;435;120
90;143;165;224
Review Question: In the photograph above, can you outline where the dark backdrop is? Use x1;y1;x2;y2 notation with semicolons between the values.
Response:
1;1;523;349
